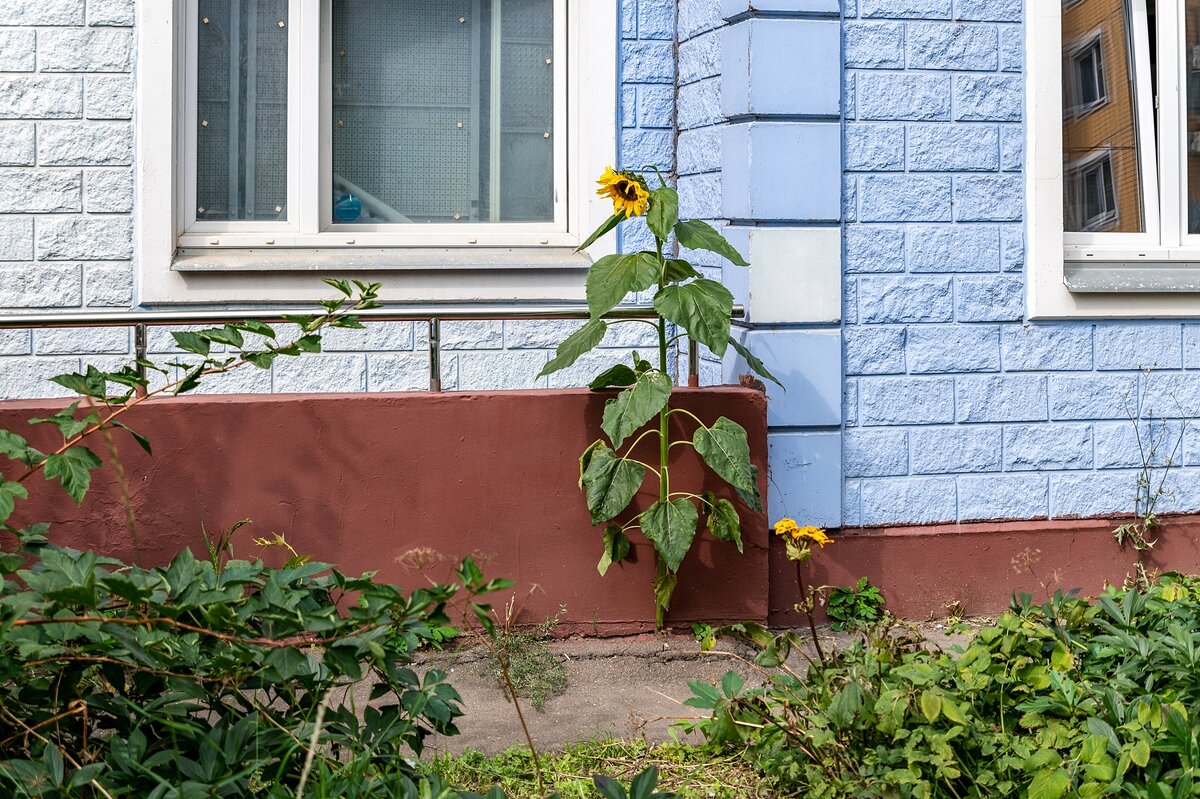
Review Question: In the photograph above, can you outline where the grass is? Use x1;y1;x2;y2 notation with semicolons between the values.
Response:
428;739;778;798
485;613;569;712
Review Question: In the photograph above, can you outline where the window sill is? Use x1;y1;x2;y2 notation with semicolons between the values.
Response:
172;247;594;273
1064;261;1200;293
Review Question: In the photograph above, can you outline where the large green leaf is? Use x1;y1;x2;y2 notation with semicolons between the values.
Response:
597;525;632;576
43;446;102;505
538;318;608;378
694;417;757;497
1028;768;1070;799
577;212;622;253
729;336;783;388
653;279;733;357
0;479;28;524
641;498;699;572
589;364;638;391
602;370;673;447
706;497;743;553
587;253;661;319
674;219;749;266
647;187;678;242
581;445;646;524
662;259;701;283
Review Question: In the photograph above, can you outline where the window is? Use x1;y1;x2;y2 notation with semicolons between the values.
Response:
135;1;617;304
1069;35;1108;113
1028;0;1200;317
1069;150;1121;229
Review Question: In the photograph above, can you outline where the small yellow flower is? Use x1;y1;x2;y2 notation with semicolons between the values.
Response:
596;166;650;218
774;518;801;539
774;519;833;558
796;526;833;548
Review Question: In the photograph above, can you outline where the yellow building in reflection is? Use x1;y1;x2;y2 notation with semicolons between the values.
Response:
1062;0;1145;233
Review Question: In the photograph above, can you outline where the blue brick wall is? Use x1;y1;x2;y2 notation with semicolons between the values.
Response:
841;0;1200;526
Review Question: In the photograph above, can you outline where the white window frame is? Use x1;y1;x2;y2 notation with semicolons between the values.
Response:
135;1;618;305
1027;0;1200;318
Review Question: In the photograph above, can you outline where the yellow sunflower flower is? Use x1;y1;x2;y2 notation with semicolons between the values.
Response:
596;166;650;218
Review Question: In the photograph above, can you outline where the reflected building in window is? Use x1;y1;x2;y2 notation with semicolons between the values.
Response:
1062;0;1145;233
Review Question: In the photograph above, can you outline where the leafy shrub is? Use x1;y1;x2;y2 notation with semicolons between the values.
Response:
826;577;885;632
686;577;1200;798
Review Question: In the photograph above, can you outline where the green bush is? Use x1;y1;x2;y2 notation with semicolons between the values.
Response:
686;577;1200;798
826;577;886;632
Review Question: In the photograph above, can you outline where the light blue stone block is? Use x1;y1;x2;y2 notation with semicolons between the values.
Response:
1004;424;1094;471
721;0;842;17
954;175;1024;222
1095;323;1183;371
955;276;1024;322
907;325;1000;374
769;431;843;528
725;328;842;427
858;276;953;323
909;425;1002;474
861;0;952;18
954;75;1023;122
637;86;675;129
844;378;859;426
956;0;1021;22
1141;373;1200;418
906;224;1000;272
860;175;952;222
845;326;906;375
846;124;905;171
958;474;1048;521
677;78;723;130
1094;420;1184;469
680;0;724;40
678;172;722;219
843;480;863;527
1002;324;1093;371
721;19;840;117
1000;26;1023;72
679;29;720;84
1051;471;1140;518
859;73;952;120
956;375;1048;422
721;122;841;220
1049;374;1138;421
620;86;637;128
907;22;999;71
907;124;999;172
859;377;955;425
844;428;908;477
844;22;904;69
637;0;675;39
845;226;905;273
1000;224;1025;271
861;476;957;526
621;41;674;83
677;127;721;175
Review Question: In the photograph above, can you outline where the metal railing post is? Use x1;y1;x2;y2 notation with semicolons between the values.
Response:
134;323;148;395
687;336;700;387
428;318;441;393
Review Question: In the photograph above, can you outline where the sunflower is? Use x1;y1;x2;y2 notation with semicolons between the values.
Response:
596;166;650;218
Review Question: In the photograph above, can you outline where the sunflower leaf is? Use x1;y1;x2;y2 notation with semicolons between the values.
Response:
581;445;646;524
598;525;632;576
577;213;623;253
539;319;608;378
647;187;678;242
641;498;699;573
729;336;783;388
674;219;749;266
587;253;661;319
601;370;673;448
706;498;743;553
694;417;757;498
653;279;733;357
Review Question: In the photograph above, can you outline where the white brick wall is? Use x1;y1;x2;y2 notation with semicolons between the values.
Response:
0;0;671;399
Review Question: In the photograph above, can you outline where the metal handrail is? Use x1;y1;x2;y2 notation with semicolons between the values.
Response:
0;304;745;392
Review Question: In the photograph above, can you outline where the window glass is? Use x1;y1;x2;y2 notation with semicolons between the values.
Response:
331;0;555;225
1187;1;1200;232
196;0;289;222
1062;0;1146;233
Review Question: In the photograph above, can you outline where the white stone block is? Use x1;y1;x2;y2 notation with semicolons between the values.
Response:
0;170;82;213
0;217;34;261
39;122;132;166
0;357;81;401
83;262;133;306
0;263;81;307
0;0;84;26
0;30;36;72
85;75;133;120
87;0;134;26
35;326;129;355
37;217;132;260
0;76;83;119
273;354;366;393
85;168;133;212
38;29;132;73
725;226;842;324
0;124;35;166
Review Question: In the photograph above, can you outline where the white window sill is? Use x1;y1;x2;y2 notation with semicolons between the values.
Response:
1064;261;1200;292
172;247;593;273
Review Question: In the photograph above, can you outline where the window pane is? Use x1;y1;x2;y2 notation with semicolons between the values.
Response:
1187;1;1200;232
196;0;289;222
1062;0;1146;233
332;0;555;225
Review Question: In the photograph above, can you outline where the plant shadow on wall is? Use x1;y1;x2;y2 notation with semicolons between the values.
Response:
540;167;780;629
0;283;668;798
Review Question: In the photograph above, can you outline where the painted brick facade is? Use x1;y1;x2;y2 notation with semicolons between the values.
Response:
0;0;668;398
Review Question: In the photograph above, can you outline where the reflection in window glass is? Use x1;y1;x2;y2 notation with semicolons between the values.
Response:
1188;1;1200;232
1062;0;1145;233
196;0;289;222
331;0;555;225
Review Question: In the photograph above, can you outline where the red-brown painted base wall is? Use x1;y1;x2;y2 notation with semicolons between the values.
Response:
0;389;768;635
773;517;1200;626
